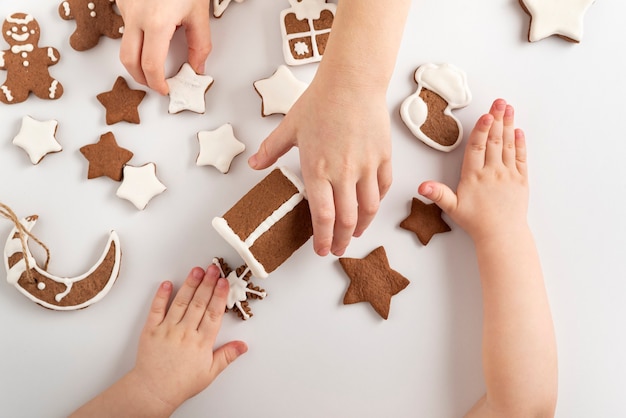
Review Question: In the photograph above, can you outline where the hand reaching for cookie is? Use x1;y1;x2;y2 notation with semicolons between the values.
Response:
116;0;211;95
248;0;411;256
69;265;247;417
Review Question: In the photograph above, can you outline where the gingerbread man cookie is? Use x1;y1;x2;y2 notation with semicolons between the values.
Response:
0;13;63;104
59;0;125;51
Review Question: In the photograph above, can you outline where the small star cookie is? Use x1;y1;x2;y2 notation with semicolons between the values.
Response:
165;63;214;114
400;197;451;245
96;76;146;125
116;163;166;210
12;115;62;164
79;132;133;181
253;65;308;116
196;123;246;174
520;0;594;43
339;246;410;320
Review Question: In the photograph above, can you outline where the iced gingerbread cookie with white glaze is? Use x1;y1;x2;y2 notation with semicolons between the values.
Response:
58;0;124;51
400;63;471;152
12;115;62;164
0;13;63;104
2;214;121;311
212;257;266;320
213;0;246;18
280;0;336;66
519;0;594;43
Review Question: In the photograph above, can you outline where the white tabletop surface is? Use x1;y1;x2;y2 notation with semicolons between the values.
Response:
1;1;624;417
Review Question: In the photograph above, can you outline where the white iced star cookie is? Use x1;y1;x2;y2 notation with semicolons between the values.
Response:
196;123;246;174
253;65;308;116
12;115;62;164
165;63;214;114
116;163;166;210
520;0;595;43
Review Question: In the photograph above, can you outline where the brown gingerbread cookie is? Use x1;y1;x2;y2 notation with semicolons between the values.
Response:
400;197;451;245
58;0;124;51
0;13;63;104
96;76;146;125
339;246;410;320
79;132;134;181
212;257;266;320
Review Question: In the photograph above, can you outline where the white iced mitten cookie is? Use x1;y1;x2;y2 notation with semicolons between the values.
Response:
400;63;471;153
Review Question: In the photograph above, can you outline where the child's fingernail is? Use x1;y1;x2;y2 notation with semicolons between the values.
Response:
248;155;258;168
422;185;433;196
192;268;205;280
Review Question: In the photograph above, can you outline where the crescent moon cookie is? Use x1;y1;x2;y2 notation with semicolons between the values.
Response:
339;246;410;320
165;63;214;114
519;0;595;43
280;0;336;66
400;63;471;152
3;215;121;311
0;13;63;104
212;167;313;279
12;115;62;164
58;0;125;51
253;65;308;116
212;257;266;320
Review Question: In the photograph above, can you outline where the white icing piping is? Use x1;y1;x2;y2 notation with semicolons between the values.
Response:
6;15;34;25
244;193;303;247
1;86;14;102
47;47;57;62
61;2;71;16
212;217;268;279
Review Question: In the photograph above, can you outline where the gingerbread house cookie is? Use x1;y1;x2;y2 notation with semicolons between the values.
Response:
280;0;336;66
212;167;313;279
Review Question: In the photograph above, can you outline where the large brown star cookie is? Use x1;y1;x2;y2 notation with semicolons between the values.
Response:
400;197;451;245
79;132;133;181
96;76;146;125
339;246;410;320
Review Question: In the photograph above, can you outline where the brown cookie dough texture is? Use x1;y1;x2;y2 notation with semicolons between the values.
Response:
0;13;63;104
399;197;451;245
212;167;313;279
58;0;124;51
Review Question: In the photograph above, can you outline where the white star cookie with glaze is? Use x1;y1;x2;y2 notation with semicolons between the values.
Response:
196;123;246;174
213;0;245;18
253;65;308;116
116;163;167;210
12;115;62;164
166;63;214;114
520;0;594;43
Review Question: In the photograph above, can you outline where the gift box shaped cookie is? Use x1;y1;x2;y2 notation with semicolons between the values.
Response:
280;0;336;66
212;167;313;279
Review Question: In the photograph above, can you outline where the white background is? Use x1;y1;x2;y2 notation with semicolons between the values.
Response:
1;1;624;417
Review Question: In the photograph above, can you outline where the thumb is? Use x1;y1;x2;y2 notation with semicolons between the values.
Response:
184;13;212;74
248;120;296;170
418;181;457;215
210;341;248;378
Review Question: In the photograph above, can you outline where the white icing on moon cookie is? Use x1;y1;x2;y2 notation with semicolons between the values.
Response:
116;163;167;210
196;123;246;174
165;63;214;114
253;65;308;116
521;0;594;42
12;115;62;164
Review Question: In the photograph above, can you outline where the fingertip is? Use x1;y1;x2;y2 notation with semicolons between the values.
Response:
234;341;249;356
205;264;221;278
418;182;435;199
247;154;259;169
191;267;205;281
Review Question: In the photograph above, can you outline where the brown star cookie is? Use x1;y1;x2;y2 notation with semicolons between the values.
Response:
79;132;133;181
96;76;146;125
400;197;451;245
339;246;410;320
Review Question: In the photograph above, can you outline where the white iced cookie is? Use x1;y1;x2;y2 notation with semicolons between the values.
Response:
116;163;167;210
3;214;121;310
253;65;308;116
12;115;62;164
520;0;595;43
400;63;471;153
166;63;214;114
196;123;246;174
213;0;245;18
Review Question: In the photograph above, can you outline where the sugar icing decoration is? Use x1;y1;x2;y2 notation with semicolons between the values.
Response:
213;0;246;18
12;115;62;164
212;257;266;320
196;123;246;174
520;0;595;43
116;163;167;210
253;65;308;116
165;63;214;114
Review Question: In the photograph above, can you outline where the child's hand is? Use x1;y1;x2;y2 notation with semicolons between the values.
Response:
418;99;529;243
248;78;392;257
128;265;247;413
116;0;212;94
